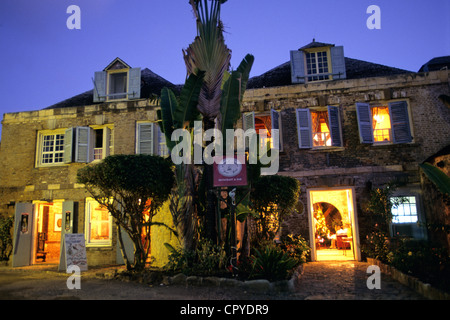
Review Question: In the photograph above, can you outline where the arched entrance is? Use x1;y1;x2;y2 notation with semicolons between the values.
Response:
307;188;361;261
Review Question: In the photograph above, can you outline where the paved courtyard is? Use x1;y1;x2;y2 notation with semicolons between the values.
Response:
0;260;427;300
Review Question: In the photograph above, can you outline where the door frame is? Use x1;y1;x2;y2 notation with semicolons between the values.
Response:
307;187;361;261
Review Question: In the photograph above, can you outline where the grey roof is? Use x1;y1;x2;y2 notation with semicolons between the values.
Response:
46;68;179;109
299;39;334;50
419;56;450;72
246;57;413;89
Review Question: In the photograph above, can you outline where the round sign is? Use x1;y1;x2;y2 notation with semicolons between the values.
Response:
217;157;243;177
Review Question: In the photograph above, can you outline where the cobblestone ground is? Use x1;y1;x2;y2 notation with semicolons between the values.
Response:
292;261;426;300
0;261;427;300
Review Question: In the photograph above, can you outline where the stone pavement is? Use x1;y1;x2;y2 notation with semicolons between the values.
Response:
292;261;427;300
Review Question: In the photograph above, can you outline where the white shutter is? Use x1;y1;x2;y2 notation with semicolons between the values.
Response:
356;103;374;144
128;68;141;99
296;108;313;149
290;50;306;84
75;127;94;163
137;122;154;155
63;128;74;163
271;109;283;151
103;127;111;158
243;112;255;131
93;71;107;102
327;106;343;147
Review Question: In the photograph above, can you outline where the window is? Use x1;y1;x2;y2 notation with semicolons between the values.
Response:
36;131;65;166
136;122;169;157
296;106;342;149
311;111;332;147
242;110;283;151
391;196;418;224
306;51;330;82
290;45;346;84
64;126;113;163
108;72;128;100
85;198;112;246
356;101;413;145
93;58;141;103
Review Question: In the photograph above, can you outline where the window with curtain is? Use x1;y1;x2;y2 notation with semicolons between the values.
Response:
311;111;331;147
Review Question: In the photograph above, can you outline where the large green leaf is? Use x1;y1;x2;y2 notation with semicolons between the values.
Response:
160;87;178;151
419;162;450;195
174;71;205;129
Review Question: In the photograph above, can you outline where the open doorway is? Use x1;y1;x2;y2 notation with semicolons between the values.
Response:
307;188;360;261
32;202;62;264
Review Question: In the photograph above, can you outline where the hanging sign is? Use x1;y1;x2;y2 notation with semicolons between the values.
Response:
213;156;247;187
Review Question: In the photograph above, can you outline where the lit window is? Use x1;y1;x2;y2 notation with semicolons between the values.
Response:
391;196;418;224
254;115;274;149
372;106;391;143
311;111;332;147
39;133;65;165
86;199;112;246
306;51;330;82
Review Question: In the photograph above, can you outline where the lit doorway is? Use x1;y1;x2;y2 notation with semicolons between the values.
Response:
32;202;63;264
307;188;361;261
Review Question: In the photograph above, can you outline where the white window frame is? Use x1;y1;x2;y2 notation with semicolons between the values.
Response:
36;129;66;167
391;196;419;224
305;49;331;82
85;198;113;247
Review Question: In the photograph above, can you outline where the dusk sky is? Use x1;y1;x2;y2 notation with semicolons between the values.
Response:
0;0;449;138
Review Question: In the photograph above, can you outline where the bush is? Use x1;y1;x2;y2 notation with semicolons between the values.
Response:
0;216;13;262
250;245;300;282
390;240;450;292
362;229;391;263
279;234;310;263
164;239;228;276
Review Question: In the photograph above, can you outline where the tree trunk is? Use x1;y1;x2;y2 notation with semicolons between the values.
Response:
203;117;218;244
116;224;132;271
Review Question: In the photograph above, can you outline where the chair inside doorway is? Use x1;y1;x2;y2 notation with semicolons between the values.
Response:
314;202;354;261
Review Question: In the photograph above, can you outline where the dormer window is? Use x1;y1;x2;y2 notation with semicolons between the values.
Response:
93;57;141;102
290;40;346;84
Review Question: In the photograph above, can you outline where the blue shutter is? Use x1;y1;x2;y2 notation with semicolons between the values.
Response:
128;68;141;99
327;106;343;147
93;71;107;102
137;123;154;155
330;46;346;80
75;127;93;163
389;101;412;143
63;128;74;163
356;103;374;144
290;50;306;84
270;109;283;151
296;108;312;149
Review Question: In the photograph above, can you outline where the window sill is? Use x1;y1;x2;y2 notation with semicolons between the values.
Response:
309;146;345;152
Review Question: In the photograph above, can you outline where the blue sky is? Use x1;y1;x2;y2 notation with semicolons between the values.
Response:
0;0;449;137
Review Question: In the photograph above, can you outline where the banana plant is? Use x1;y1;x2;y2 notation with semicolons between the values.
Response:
159;0;255;247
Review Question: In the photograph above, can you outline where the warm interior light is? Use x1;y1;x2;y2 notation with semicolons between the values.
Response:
372;106;391;142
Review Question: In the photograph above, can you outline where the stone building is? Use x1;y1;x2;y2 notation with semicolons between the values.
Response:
1;41;449;267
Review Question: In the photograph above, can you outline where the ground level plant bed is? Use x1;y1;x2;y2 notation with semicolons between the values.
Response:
367;258;450;300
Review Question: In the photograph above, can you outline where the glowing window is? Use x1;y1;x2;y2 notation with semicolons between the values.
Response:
86;199;112;246
391;196;418;224
311;111;331;147
372;106;392;143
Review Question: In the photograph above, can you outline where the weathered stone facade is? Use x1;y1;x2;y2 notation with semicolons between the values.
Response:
1;50;449;266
